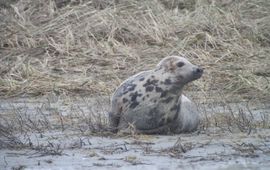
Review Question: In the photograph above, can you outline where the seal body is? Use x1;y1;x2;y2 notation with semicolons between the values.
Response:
108;56;203;134
170;95;200;133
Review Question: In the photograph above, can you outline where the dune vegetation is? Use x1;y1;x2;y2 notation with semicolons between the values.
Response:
0;0;269;101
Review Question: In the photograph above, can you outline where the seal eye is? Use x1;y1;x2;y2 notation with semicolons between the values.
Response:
177;61;185;67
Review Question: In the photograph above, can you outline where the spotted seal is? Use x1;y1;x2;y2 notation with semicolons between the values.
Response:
108;56;203;134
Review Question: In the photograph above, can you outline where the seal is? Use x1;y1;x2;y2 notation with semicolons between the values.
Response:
108;55;203;134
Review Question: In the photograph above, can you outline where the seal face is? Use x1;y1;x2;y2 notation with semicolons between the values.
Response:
108;56;203;134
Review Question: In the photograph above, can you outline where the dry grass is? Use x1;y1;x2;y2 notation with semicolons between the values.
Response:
0;0;269;101
0;95;111;150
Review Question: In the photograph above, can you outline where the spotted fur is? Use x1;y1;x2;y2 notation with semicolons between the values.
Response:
108;56;203;134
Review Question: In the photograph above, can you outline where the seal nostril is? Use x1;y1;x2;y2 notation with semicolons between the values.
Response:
196;68;203;74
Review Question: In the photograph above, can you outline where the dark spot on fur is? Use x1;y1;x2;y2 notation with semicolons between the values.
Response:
146;94;149;97
164;79;172;85
155;86;163;93
153;79;159;84
162;96;174;103
170;104;180;112
143;78;159;93
129;84;136;91
160;91;167;98
122;98;128;103
123;83;137;94
151;75;155;78
160;117;165;124
167;117;173;123
169;105;180;121
145;86;154;92
142;97;145;101
154;99;157;103
143;79;159;87
139;77;145;81
131;95;136;102
130;101;139;109
130;91;143;102
128;91;143;109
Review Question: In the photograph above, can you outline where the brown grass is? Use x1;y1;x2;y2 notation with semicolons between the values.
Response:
0;0;270;101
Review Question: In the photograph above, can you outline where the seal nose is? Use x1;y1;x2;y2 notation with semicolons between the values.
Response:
196;68;203;74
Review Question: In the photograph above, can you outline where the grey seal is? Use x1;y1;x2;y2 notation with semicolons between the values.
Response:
108;56;203;134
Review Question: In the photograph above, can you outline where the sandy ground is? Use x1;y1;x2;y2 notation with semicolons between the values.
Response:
0;95;270;170
1;130;270;170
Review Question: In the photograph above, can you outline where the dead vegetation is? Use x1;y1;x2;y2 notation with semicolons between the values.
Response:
199;91;270;135
0;0;269;100
0;93;269;152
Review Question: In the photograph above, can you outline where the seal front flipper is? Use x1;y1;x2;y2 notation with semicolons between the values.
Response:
108;111;120;133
